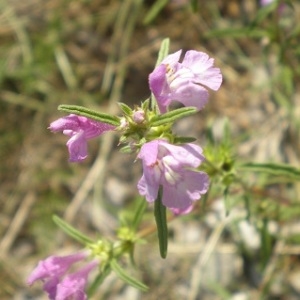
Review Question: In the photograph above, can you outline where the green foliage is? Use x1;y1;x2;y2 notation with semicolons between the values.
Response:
143;0;169;25
2;0;300;299
58;104;121;126
154;188;168;259
110;259;149;292
154;37;170;67
240;162;300;181
203;120;235;185
53;215;94;244
149;106;198;127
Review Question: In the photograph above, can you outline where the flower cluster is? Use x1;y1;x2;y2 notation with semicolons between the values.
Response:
27;251;97;300
48;50;222;215
31;48;222;298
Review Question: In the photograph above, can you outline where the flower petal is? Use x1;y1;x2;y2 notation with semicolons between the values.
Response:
148;49;222;112
169;204;194;216
27;252;88;286
55;260;98;300
137;174;159;203
43;277;60;300
149;64;170;113
137;140;209;213
49;114;115;162
161;49;182;65
160;141;205;168
162;170;209;210
66;131;88;162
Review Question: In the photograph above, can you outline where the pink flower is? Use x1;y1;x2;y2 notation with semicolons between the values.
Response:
55;261;98;300
149;50;222;113
260;0;273;5
49;114;115;162
27;252;87;286
133;110;145;124
260;0;285;13
27;251;97;300
170;205;194;216
137;140;209;214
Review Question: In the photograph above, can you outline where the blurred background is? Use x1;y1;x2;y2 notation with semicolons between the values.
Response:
0;0;300;299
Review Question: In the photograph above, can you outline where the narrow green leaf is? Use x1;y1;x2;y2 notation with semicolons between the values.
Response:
201;189;209;212
88;265;111;297
119;145;134;154
52;215;93;244
249;1;278;29
239;162;300;181
143;0;169;25
223;186;230;217
132;197;148;230
205;28;269;39
206;123;215;144
58;104;120;126
244;194;251;221
118;102;133;116
110;259;149;292
223;119;231;147
154;188;168;258
150;107;198;126
260;218;272;269
289;24;300;40
142;98;150;111
155;38;170;67
173;136;197;144
190;0;198;12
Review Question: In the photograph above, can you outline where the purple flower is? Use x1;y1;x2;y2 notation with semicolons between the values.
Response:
55;261;98;300
27;251;97;300
149;50;222;113
133;110;145;124
49;114;115;162
260;0;285;13
170;205;193;216
260;0;273;5
27;252;87;286
137;140;209;214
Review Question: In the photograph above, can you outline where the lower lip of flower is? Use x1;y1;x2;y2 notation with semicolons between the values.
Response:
163;164;181;185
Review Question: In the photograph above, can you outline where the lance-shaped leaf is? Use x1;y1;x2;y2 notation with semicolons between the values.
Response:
155;38;170;67
132;197;148;230
58;104;120;126
118;102;133;116
150;106;198;127
142;98;150;111
205;27;269;39
110;259;149;292
88;265;111;297
250;0;278;29
223;186;230;217
53;215;93;245
154;188;168;259
239;162;300;181
143;0;169;25
173;136;197;144
119;145;134;154
190;0;198;12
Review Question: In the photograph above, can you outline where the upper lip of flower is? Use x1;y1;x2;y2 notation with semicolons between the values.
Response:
149;49;222;113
